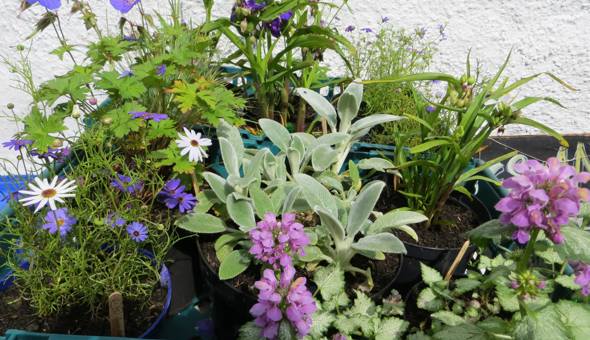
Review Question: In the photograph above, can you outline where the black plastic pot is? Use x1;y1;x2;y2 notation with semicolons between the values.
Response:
196;238;256;340
394;196;492;291
197;238;405;339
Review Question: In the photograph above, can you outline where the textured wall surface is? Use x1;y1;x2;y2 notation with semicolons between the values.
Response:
0;0;588;165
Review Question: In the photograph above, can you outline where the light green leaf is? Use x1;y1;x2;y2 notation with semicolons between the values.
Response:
556;226;590;263
238;321;262;340
454;278;482;295
316;207;345;243
295;173;338;217
467;219;510;245
299;246;325;262
421;263;443;285
217;119;245;161
296;87;337;132
313;265;345;301
555;275;579;290
495;283;519;312
311;145;339;172
358;157;396;172
337;92;358;132
513;116;568;147
431;311;466;326
219;250;250;280
282;186;301;214
227;195;256;231
369;210;428;235
250;185;275;218
175;213;226;234
347;181;385;237
352;233;406;254
219;137;240;177
375;317;408;340
202;172;230;203
308;310;336;339
350;114;403;136
259;118;291;152
417;287;444;312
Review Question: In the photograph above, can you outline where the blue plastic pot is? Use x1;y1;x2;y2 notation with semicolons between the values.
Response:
0;260;171;339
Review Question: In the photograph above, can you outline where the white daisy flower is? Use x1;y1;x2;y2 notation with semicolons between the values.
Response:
176;127;212;163
18;176;77;213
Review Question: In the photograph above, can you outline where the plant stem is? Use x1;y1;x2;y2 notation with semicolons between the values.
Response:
517;229;540;273
190;168;200;196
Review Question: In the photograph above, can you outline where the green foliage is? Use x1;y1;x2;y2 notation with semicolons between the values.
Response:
1;128;174;319
22;107;67;153
169;79;246;126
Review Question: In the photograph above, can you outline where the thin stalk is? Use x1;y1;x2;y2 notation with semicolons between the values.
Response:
517;229;540;273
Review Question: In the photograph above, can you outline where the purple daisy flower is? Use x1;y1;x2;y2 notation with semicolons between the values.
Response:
164;192;197;213
26;0;61;10
126;222;148;242
30;147;70;162
42;208;76;237
2;139;32;151
106;212;126;228
110;0;141;14
156;64;167;76
129;111;169;122
111;174;144;195
119;69;133;78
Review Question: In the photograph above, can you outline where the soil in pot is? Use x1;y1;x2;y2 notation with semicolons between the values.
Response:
0;284;166;337
348;253;402;299
376;182;483;249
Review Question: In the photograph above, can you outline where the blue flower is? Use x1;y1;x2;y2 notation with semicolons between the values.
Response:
110;0;141;14
2;139;32;151
129;111;169;122
156;64;167;76
265;10;293;37
119;69;133;78
160;179;197;214
160;266;170;288
345;25;355;32
381;16;390;23
111;174;144;195
106;212;126;228
426;105;436;113
243;0;266;11
42;208;76;237
127;222;148;242
360;27;374;33
26;0;61;10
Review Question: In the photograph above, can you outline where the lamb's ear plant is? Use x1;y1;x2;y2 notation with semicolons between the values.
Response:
295;80;404;174
295;174;427;286
363;52;576;224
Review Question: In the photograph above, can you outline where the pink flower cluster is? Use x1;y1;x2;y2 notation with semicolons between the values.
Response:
249;213;310;269
250;268;316;339
495;157;590;244
574;262;590;296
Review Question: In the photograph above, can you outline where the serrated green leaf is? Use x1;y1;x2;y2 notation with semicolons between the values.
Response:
555;275;579;290
453;278;481;295
556;226;590;263
495;283;519;312
431;311;466;326
421;263;443;285
375;317;408;340
417;287;444;312
313;265;345;301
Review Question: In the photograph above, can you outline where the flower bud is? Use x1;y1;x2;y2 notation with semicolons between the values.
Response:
71;104;82;119
16;44;25;52
101;117;113;125
240;19;248;33
88;97;98;106
7;103;14;110
51;139;63;148
468;76;476;85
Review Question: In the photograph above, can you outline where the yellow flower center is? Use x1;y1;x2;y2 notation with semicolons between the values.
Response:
190;139;200;147
56;219;65;227
41;189;57;198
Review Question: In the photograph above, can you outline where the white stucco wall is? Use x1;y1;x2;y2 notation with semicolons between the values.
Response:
0;0;588;165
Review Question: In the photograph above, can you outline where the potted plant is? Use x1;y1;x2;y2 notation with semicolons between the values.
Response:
359;53;576;285
402;156;590;338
